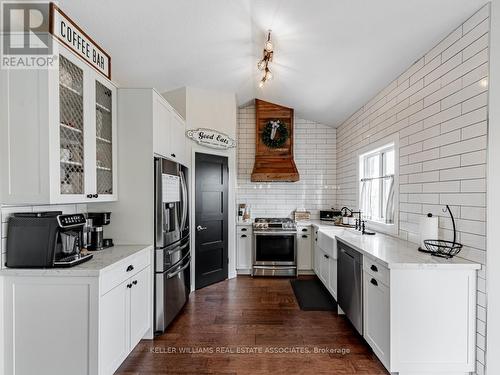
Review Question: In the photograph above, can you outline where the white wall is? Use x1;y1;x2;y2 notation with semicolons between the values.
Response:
164;87;238;279
335;5;490;373
236;103;337;219
486;0;500;374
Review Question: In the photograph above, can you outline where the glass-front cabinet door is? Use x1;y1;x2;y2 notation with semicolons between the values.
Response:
54;46;117;203
94;79;115;197
58;54;85;196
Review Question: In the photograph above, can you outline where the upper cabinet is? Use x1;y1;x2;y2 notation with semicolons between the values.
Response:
0;43;118;205
152;91;187;166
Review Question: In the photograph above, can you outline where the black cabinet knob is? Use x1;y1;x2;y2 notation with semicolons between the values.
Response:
126;265;134;272
171;153;176;158
127;283;132;288
370;278;378;286
132;280;138;285
370;264;378;272
241;234;247;238
93;194;99;198
302;228;307;232
324;254;329;259
302;235;308;238
241;228;247;232
87;194;93;198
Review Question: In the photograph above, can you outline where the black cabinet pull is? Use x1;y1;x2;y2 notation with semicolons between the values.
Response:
302;228;307;232
370;278;378;286
127;283;132;288
324;254;329;259
93;194;99;198
302;235;308;238
126;265;134;272
132;280;138;285
241;228;247;232
370;264;378;272
241;234;247;238
171;153;176;158
86;194;93;198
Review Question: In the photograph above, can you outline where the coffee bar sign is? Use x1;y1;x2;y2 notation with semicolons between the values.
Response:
50;3;111;79
186;128;236;150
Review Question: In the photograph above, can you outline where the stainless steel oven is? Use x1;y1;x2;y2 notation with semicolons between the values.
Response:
252;218;297;277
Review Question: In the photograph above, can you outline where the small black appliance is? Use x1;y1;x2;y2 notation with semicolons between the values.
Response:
5;211;93;268
87;212;113;250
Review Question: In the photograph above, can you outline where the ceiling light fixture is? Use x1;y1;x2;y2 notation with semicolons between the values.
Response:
257;30;273;88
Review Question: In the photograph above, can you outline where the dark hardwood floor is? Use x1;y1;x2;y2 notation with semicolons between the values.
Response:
117;276;388;375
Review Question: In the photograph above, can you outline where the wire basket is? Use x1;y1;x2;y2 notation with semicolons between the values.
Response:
418;205;463;259
419;240;463;258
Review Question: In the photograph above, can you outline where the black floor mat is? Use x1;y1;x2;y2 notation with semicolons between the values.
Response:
290;278;337;311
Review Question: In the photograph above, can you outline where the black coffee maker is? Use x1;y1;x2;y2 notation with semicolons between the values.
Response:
86;212;113;250
6;211;93;268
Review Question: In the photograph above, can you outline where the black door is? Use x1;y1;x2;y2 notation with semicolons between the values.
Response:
195;153;229;289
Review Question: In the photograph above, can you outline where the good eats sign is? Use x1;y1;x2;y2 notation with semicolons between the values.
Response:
186;128;236;150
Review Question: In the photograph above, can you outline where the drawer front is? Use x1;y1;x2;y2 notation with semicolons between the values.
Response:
101;249;152;295
237;225;252;235
297;226;311;235
317;231;335;258
363;257;390;286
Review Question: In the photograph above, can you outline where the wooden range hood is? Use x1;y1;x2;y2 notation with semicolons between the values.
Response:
251;99;299;182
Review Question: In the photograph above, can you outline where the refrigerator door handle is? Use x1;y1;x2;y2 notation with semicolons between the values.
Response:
179;170;188;232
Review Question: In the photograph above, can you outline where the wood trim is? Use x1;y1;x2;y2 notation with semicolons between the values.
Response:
49;2;112;80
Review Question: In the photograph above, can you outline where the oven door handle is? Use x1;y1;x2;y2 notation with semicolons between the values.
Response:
253;231;297;235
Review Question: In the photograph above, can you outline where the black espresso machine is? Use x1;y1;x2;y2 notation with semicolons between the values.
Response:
6;211;93;268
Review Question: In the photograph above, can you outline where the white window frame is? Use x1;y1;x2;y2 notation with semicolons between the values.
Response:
356;134;399;236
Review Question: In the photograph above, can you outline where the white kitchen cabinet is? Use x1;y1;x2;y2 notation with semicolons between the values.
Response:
129;266;152;349
327;257;337;299
100;278;130;375
236;225;252;274
297;226;313;273
170;111;187;166
363;270;390;370
101;265;151;374
0;43;118;205
152;91;187;166
319;250;329;285
313;227;320;274
0;246;153;375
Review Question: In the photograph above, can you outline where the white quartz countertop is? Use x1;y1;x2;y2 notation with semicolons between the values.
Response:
302;220;480;270
0;244;153;277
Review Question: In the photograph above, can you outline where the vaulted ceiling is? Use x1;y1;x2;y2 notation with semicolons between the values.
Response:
58;0;488;126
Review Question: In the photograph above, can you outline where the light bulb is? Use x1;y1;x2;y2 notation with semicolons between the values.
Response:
264;69;273;80
257;60;266;70
264;40;273;52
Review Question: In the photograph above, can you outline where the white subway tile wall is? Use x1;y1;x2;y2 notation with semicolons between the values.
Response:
237;104;337;219
336;5;489;373
0;204;88;269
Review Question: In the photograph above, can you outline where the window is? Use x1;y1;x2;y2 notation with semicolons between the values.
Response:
359;143;396;225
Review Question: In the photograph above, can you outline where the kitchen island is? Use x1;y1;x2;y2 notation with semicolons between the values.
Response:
304;220;480;375
0;244;153;375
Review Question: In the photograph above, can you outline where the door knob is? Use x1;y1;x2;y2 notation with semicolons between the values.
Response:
196;225;207;231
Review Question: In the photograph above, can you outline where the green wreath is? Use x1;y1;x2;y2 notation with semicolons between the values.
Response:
262;120;289;148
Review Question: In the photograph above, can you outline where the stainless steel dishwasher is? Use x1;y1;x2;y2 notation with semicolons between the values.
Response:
337;240;363;335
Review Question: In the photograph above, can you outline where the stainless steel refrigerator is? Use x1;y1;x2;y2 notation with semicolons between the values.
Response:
154;157;190;334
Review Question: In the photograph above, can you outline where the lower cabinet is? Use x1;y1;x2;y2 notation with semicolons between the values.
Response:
363;270;390;370
101;265;151;374
327;256;337;299
297;226;313;272
236;225;252;274
0;246;153;375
